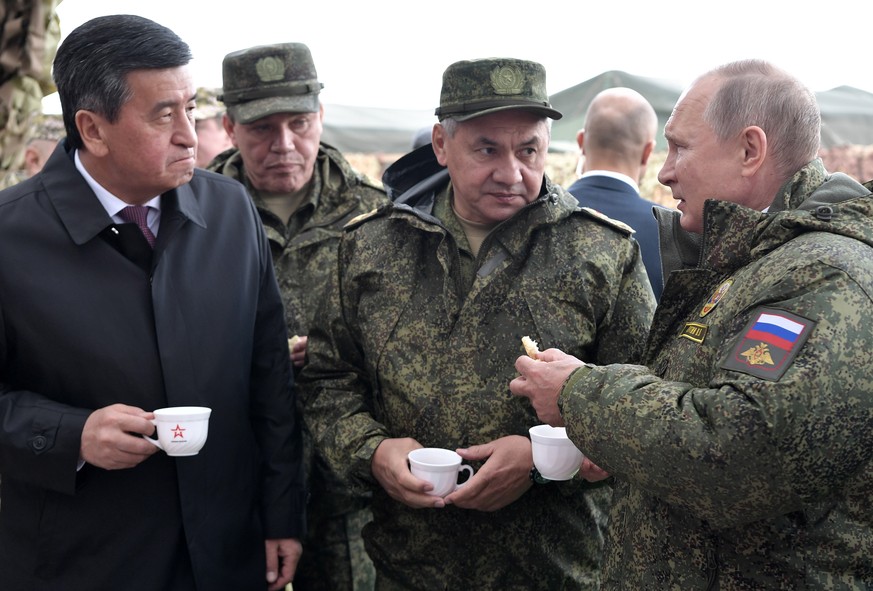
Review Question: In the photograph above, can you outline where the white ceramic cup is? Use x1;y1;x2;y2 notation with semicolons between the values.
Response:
142;406;212;457
408;447;475;497
529;424;584;480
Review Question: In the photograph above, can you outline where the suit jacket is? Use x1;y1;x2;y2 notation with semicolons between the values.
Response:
0;142;305;590
568;174;664;300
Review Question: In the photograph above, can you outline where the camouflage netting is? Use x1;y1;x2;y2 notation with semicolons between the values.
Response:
0;0;62;181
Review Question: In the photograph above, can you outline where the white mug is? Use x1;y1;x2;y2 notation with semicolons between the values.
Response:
529;424;584;480
408;448;475;497
142;406;211;457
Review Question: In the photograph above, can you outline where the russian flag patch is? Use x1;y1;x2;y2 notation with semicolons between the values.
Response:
721;308;815;381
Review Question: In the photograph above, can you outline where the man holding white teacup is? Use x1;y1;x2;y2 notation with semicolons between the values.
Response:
0;16;305;591
298;57;655;590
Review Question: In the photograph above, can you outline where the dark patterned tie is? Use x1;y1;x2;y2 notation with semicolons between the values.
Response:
118;205;156;248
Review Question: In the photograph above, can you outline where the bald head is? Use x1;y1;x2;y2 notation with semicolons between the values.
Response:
577;87;658;182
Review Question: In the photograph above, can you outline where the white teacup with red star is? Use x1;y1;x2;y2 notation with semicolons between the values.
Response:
143;406;212;456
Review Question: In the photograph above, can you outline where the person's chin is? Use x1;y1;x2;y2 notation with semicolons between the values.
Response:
265;179;306;194
168;163;195;186
677;212;704;234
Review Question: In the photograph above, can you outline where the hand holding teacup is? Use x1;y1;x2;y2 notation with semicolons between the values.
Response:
142;406;212;456
408;448;475;497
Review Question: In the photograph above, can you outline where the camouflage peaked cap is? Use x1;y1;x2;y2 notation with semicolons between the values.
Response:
31;113;65;142
220;42;323;124
435;58;562;122
193;87;225;121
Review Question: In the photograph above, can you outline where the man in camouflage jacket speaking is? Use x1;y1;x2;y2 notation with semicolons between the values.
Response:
513;59;873;589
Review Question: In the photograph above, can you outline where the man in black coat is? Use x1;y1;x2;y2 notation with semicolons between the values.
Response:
0;14;305;591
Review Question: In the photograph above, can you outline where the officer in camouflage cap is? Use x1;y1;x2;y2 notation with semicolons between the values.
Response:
298;57;655;590
513;60;873;588
208;41;386;591
220;43;322;123
433;57;561;122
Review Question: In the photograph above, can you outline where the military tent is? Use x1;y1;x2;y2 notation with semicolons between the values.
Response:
548;70;873;152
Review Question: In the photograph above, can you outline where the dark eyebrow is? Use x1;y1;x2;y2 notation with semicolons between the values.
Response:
150;97;192;117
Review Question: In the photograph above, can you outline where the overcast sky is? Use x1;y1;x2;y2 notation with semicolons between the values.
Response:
46;0;873;113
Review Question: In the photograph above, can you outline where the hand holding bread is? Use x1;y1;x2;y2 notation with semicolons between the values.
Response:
522;336;540;360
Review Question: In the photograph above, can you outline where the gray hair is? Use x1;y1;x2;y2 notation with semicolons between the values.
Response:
703;59;820;178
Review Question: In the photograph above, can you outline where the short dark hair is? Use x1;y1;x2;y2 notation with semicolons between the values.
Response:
52;14;193;149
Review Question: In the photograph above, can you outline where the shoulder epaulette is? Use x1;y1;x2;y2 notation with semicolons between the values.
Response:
343;204;390;230
577;206;636;236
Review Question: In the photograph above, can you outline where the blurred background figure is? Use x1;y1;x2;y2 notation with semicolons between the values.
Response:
0;112;65;189
193;86;233;168
0;0;61;189
22;112;65;175
567;87;665;300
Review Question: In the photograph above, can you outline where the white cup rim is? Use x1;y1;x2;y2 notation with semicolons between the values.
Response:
408;447;462;468
529;424;571;439
154;406;212;419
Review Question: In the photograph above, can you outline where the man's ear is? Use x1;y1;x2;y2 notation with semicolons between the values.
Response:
641;139;655;166
221;113;239;147
76;110;110;157
23;145;42;173
576;129;585;153
740;125;767;177
432;124;449;166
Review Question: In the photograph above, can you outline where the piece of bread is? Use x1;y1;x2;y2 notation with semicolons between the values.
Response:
522;336;540;359
288;335;301;351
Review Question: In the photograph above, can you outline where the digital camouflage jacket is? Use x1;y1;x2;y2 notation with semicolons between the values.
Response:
299;147;656;590
208;142;388;336
209;142;388;590
562;159;873;589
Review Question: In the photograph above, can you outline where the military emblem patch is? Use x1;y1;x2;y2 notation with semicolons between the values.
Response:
256;56;285;82
700;278;733;317
490;65;524;95
721;308;815;381
679;322;708;343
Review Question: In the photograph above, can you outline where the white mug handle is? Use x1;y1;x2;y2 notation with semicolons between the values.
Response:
141;418;164;451
454;464;475;490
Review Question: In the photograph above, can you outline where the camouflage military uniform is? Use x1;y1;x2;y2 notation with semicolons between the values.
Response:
209;141;388;591
561;159;873;589
298;146;656;590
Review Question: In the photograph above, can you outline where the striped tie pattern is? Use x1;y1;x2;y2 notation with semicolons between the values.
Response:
118;205;156;248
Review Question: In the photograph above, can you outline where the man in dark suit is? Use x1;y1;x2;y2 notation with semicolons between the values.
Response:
0;15;305;591
567;87;665;300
